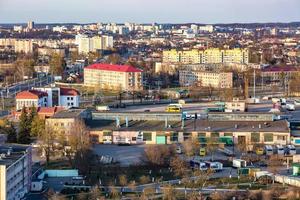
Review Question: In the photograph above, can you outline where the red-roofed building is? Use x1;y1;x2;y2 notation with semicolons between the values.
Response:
16;90;48;110
16;87;80;110
84;63;143;90
261;66;300;84
12;106;65;119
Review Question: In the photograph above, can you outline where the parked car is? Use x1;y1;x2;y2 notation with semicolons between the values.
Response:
286;104;295;111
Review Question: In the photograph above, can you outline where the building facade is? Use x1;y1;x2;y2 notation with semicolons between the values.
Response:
16;87;80;110
75;34;113;54
162;48;249;64
84;63;143;91
16;90;48;111
0;145;32;200
179;70;233;88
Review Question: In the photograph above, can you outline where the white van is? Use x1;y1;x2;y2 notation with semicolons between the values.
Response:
286;145;296;155
276;145;285;155
96;105;110;111
265;145;273;155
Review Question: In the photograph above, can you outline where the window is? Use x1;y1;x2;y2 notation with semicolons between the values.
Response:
170;132;178;142
211;132;219;138
251;132;260;143
277;136;286;141
143;132;152;141
67;97;70;100
264;133;273;142
224;132;233;137
71;97;74;100
198;133;206;137
103;131;112;136
183;132;192;141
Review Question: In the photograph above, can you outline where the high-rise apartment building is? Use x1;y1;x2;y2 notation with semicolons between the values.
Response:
75;34;113;54
163;48;249;64
27;21;34;30
0;145;32;200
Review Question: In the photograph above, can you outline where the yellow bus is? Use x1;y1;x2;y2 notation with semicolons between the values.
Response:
165;106;181;113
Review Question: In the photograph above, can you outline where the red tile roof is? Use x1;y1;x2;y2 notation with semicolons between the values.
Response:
85;63;143;72
60;88;80;96
16;90;48;100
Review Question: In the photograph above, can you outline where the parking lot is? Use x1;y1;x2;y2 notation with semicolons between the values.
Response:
93;144;145;166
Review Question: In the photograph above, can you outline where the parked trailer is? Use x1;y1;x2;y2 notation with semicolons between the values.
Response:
265;145;273;155
286;145;296;155
232;159;247;168
276;145;285;155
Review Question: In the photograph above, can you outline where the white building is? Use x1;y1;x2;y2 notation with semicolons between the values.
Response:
16;87;80;110
0;145;32;200
15;90;48;110
198;25;214;33
75;34;113;54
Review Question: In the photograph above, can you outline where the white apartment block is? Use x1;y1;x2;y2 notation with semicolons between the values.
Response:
75;34;113;54
179;70;233;88
0;145;32;200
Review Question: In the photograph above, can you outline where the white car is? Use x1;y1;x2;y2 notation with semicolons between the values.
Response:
286;104;295;111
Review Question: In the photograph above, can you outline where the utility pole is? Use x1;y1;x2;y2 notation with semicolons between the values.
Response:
253;69;256;99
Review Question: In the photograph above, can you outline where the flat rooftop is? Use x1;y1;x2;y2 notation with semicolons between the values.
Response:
0;144;31;167
86;119;289;133
51;109;85;119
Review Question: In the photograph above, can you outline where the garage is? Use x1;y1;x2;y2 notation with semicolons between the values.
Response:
156;136;166;144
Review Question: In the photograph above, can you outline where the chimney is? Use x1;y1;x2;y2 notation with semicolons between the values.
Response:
235;124;238;129
259;124;261;129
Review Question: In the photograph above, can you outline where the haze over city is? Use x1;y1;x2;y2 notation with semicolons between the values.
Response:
1;0;300;23
1;0;300;200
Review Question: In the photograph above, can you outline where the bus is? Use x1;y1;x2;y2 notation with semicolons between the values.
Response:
169;103;183;108
165;105;181;113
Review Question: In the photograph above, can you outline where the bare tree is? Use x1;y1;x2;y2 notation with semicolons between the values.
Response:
144;145;173;166
38;126;57;166
182;138;198;157
170;156;188;177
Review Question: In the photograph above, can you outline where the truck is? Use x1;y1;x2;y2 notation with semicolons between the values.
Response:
190;157;208;171
206;161;223;172
96;105;110;111
232;159;247;168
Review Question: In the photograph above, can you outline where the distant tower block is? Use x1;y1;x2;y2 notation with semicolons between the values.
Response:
27;21;34;30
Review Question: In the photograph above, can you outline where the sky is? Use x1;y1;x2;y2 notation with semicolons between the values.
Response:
0;0;300;24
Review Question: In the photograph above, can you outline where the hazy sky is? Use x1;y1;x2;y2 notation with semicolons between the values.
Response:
0;0;299;23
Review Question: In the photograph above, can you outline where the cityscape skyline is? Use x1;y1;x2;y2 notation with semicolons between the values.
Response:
1;0;300;24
